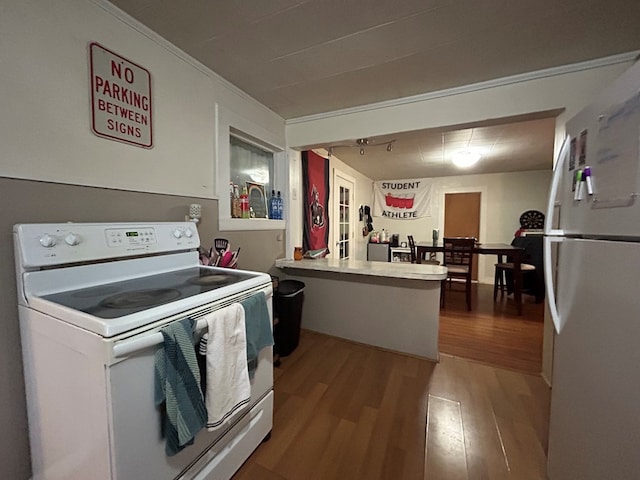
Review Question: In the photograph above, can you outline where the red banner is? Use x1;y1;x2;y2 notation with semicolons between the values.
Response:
302;151;330;255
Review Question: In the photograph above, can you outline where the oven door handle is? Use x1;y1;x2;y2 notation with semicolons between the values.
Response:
113;317;209;358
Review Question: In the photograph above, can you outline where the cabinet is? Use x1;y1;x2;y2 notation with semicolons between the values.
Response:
390;247;412;263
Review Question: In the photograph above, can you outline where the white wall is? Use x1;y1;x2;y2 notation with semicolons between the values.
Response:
0;0;285;198
286;57;634;148
372;169;551;284
0;2;286;479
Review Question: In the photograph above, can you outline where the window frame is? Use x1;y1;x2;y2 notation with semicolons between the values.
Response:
216;104;286;231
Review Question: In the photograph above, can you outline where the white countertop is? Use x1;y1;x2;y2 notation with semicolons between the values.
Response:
275;257;447;281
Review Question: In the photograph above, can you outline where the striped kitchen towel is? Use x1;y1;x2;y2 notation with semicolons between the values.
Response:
154;317;207;456
202;303;251;432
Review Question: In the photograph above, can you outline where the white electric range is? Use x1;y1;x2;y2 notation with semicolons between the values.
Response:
14;222;273;480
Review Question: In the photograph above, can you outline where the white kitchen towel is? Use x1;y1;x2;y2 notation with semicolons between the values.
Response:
203;303;251;432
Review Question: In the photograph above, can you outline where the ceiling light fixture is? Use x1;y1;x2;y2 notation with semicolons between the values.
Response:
326;138;396;157
452;150;481;168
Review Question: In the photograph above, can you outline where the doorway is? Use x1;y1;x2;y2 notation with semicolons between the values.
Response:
439;190;544;374
444;192;481;280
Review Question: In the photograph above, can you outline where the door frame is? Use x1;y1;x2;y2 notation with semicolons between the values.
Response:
438;185;490;283
332;168;356;259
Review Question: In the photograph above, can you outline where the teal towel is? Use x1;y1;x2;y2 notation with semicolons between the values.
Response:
154;318;207;456
240;292;274;378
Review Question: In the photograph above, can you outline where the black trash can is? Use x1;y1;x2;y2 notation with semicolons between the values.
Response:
274;279;305;357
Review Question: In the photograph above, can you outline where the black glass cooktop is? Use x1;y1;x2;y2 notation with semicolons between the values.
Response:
43;267;257;319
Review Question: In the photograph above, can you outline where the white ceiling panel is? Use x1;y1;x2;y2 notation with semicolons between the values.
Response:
111;0;640;118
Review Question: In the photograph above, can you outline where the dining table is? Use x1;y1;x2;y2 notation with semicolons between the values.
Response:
415;242;526;315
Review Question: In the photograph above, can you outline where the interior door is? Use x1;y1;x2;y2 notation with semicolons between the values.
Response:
444;192;481;279
333;170;355;259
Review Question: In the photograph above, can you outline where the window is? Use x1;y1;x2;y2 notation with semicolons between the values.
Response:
216;103;286;231
229;136;273;218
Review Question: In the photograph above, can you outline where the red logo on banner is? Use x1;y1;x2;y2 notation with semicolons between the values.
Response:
385;193;415;209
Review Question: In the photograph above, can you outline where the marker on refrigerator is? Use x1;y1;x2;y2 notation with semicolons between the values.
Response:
583;166;594;195
574;169;584;201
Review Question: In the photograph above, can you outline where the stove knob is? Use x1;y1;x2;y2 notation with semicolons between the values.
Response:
173;229;183;239
65;233;80;246
184;228;193;238
39;234;56;248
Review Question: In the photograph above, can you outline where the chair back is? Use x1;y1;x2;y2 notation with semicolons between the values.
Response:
442;237;475;269
511;236;543;267
441;237;475;310
511;235;544;300
407;235;417;263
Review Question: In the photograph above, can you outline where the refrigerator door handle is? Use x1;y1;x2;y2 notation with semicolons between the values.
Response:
544;235;565;334
544;134;569;237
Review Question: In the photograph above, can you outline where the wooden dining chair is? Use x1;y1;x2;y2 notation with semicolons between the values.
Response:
407;235;417;263
493;261;536;300
441;237;475;311
493;236;542;302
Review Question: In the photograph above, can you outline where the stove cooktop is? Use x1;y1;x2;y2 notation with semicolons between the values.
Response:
42;267;258;319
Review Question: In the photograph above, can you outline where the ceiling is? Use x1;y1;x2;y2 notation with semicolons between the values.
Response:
111;0;640;179
317;110;562;180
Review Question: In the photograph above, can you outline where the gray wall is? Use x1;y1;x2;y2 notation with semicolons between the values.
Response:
0;177;284;479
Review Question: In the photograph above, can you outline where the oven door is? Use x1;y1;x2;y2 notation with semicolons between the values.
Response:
108;288;273;480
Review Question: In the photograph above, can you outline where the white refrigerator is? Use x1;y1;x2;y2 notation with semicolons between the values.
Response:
545;60;640;479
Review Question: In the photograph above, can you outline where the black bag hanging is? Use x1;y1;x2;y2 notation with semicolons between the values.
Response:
363;205;373;232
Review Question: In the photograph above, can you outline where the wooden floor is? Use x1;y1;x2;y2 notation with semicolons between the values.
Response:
233;287;551;480
439;282;545;374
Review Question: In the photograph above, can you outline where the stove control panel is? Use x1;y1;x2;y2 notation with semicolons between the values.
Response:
106;227;156;247
14;222;200;268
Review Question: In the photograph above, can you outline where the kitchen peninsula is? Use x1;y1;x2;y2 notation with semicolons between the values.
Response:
275;258;447;360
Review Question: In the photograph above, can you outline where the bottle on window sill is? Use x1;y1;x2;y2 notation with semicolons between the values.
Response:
232;184;241;218
269;190;277;219
240;186;250;219
276;191;283;220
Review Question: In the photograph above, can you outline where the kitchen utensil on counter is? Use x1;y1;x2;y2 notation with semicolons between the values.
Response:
227;248;240;269
214;238;229;255
219;250;234;267
304;248;327;259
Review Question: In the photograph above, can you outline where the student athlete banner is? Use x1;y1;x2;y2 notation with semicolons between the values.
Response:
373;178;433;219
302;151;330;254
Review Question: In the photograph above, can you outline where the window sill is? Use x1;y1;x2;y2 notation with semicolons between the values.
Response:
219;218;286;231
